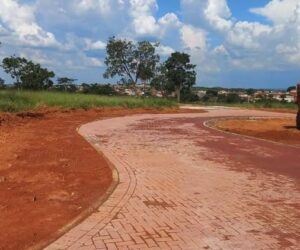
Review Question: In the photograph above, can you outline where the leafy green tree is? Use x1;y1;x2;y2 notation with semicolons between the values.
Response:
20;61;55;90
2;56;55;90
2;56;28;90
80;83;117;95
57;77;77;92
103;37;159;85
136;41;160;81
224;93;242;103
151;65;174;97
246;88;255;96
164;52;196;102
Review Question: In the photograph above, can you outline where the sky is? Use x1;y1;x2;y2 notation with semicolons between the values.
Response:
0;0;300;89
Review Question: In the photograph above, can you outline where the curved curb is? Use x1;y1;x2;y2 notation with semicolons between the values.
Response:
203;116;300;149
44;122;137;250
33;127;119;250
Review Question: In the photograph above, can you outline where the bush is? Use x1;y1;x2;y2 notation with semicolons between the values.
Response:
181;92;199;102
81;84;117;95
218;93;243;103
0;78;5;89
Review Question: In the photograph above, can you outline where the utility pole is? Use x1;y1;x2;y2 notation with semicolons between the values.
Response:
297;83;300;130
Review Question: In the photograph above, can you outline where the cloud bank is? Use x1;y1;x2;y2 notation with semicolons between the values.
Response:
0;0;300;88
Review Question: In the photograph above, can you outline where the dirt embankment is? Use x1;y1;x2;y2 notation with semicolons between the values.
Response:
0;107;204;250
214;117;300;146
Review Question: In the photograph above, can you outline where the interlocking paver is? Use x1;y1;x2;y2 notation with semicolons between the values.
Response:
46;108;300;250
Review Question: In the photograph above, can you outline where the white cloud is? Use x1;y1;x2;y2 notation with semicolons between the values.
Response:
156;45;174;56
86;57;103;67
250;0;300;25
226;21;272;49
158;13;181;28
204;0;232;30
128;0;181;38
75;0;125;16
1;0;300;86
84;39;106;50
129;0;159;36
0;0;58;47
180;25;206;50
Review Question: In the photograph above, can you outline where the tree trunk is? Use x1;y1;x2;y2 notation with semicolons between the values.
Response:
176;88;181;103
297;84;300;130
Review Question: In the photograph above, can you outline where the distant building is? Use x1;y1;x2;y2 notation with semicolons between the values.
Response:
290;89;297;102
218;90;228;95
197;90;206;98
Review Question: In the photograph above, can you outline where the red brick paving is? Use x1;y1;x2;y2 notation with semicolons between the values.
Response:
46;108;299;250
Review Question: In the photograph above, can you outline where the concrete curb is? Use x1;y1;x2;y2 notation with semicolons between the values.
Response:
203;116;300;149
33;126;120;250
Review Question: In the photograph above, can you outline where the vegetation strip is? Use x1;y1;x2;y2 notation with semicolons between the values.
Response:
0;90;177;112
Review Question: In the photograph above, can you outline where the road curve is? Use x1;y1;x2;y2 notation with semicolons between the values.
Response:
46;108;299;250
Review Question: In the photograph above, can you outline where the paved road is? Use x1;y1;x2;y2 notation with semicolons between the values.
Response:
46;108;300;250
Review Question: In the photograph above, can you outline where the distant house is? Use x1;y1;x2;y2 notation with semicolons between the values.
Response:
253;91;266;101
124;89;136;96
272;93;284;101
290;89;297;102
197;90;206;98
238;93;250;101
152;90;163;98
218;90;228;95
284;94;296;103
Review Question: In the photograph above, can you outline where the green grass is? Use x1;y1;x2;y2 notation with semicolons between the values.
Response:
0;90;177;112
192;101;297;110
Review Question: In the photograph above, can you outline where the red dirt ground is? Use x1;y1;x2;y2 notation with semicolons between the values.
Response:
214;117;300;146
0;107;204;250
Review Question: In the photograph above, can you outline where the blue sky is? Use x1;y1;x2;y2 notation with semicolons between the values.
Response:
0;0;300;89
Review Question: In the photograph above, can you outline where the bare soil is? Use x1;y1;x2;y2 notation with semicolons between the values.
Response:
0;107;204;250
214;117;300;146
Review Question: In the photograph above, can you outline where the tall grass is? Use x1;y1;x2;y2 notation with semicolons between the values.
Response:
0;90;177;112
193;101;297;110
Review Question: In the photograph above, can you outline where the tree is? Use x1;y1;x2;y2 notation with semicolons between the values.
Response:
164;52;196;102
103;37;159;85
2;56;55;90
57;77;77;92
0;77;5;89
20;61;55;90
80;83;117;95
136;41;160;90
246;88;255;96
224;93;242;103
151;65;174;97
2;56;28;90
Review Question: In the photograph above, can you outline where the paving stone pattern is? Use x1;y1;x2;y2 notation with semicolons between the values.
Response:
46;109;299;250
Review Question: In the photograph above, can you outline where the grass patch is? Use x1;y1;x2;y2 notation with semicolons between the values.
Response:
0;90;177;112
192;101;297;110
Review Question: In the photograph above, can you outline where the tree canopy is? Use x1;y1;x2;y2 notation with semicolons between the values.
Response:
2;56;55;90
2;56;28;89
103;37;160;85
57;77;77;92
164;52;196;102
